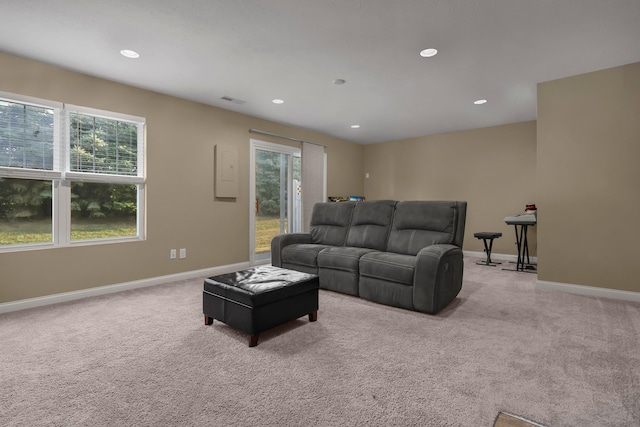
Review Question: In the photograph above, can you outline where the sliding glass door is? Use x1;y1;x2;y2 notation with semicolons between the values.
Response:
250;140;301;265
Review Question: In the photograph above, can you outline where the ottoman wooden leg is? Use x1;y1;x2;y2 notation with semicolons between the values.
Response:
249;334;259;347
204;315;213;325
309;310;318;322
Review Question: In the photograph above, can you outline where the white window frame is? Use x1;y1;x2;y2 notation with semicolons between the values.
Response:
0;91;146;252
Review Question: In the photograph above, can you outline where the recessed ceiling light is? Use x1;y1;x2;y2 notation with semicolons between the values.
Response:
350;124;360;129
272;99;284;104
474;99;488;105
120;49;140;59
419;48;438;58
333;79;346;85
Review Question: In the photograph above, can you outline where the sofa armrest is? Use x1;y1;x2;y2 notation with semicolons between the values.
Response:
271;233;312;267
413;244;464;314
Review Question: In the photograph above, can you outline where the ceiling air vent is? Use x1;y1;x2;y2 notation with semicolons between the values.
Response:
220;96;246;105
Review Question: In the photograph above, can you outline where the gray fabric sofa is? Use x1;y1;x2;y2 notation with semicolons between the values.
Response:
271;200;467;314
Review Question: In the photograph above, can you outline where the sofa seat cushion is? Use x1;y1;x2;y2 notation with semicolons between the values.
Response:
318;246;379;272
281;243;331;269
359;251;415;285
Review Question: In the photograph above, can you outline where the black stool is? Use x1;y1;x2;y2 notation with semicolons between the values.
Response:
473;232;502;266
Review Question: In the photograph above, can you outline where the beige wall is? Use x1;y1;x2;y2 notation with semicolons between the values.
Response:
363;121;537;256
0;52;363;303
3;50;638;303
537;62;640;292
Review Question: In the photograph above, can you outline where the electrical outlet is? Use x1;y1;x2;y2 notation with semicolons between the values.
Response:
179;248;186;259
170;249;177;259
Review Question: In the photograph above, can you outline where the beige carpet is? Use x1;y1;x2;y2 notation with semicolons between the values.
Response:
1;256;639;426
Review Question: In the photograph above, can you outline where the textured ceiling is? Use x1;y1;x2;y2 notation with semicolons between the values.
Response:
1;0;640;144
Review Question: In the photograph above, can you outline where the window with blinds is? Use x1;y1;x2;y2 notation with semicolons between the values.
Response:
69;113;138;176
0;91;146;250
0;100;55;171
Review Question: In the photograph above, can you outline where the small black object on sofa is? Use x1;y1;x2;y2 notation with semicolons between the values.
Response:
271;200;467;314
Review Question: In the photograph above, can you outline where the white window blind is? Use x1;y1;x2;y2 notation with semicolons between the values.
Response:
0;93;63;174
65;105;145;181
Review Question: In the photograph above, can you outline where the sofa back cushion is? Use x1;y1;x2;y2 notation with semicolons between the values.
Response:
387;201;467;255
310;202;356;245
345;200;397;250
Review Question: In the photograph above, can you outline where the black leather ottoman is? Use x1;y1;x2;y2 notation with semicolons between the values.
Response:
203;266;319;347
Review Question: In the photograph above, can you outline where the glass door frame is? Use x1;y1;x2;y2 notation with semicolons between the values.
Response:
249;139;301;266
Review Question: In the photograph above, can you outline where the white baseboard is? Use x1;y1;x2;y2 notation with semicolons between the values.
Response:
537;280;640;303
466;250;639;302
464;250;538;264
0;261;251;314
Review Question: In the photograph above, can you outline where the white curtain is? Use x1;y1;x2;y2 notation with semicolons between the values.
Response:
301;142;325;232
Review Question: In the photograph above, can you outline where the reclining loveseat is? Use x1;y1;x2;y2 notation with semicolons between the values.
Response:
271;200;467;314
